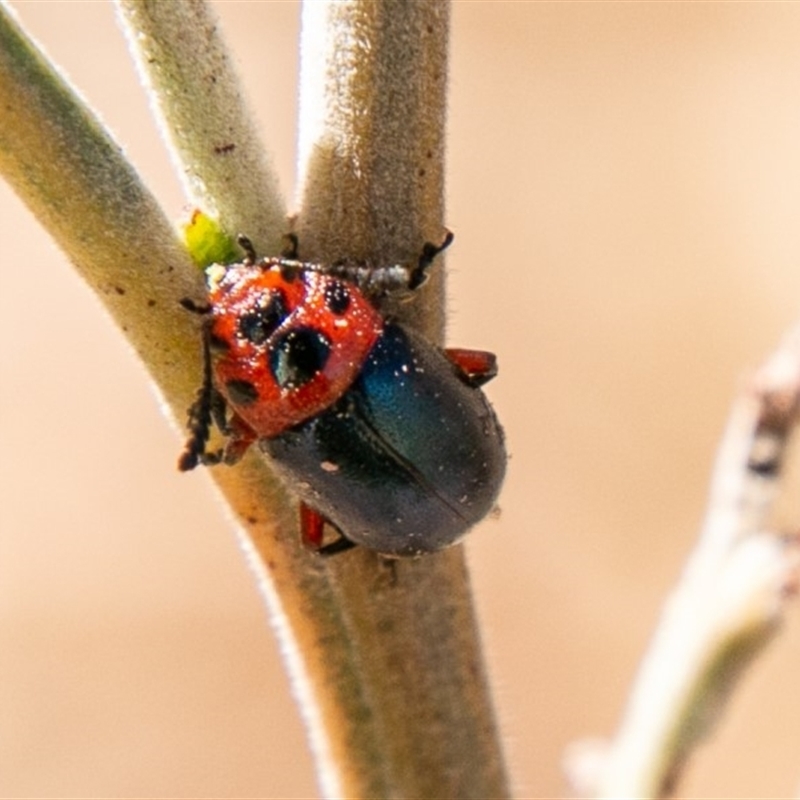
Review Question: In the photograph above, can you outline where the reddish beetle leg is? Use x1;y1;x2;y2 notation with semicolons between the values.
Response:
300;504;356;556
444;348;498;388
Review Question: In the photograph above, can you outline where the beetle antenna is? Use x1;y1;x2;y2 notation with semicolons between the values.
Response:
180;297;212;315
409;230;454;290
237;234;257;264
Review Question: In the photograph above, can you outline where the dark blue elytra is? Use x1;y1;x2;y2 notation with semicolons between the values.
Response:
261;323;506;557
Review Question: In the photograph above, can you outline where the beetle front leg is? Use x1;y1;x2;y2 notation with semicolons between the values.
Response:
179;329;225;471
219;412;258;465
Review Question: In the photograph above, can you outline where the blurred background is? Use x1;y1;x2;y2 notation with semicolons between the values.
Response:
2;2;800;797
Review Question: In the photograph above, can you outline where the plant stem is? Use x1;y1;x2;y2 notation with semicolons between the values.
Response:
1;0;510;797
115;0;286;256
291;2;509;797
575;324;800;799
0;0;200;411
296;0;449;339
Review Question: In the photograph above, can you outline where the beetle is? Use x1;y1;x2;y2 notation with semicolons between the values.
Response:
179;232;506;557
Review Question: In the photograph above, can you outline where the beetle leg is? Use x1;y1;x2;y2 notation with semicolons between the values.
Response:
209;387;230;435
408;230;454;290
281;232;299;259
180;297;213;315
178;396;216;470
300;503;357;556
221;413;258;465
236;234;257;264
444;348;498;388
317;536;358;557
179;321;259;469
299;503;326;548
179;325;222;471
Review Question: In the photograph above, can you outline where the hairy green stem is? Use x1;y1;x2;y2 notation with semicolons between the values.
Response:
292;3;508;797
0;0;200;412
116;0;286;256
1;1;509;797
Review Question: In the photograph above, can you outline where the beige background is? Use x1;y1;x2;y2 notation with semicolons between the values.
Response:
3;1;800;797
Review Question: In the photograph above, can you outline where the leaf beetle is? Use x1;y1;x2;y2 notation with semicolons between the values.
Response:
179;231;506;557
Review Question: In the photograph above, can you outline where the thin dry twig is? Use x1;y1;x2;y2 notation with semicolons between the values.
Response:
566;324;800;799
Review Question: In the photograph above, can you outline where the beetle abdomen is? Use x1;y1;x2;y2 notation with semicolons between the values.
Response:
262;323;506;556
